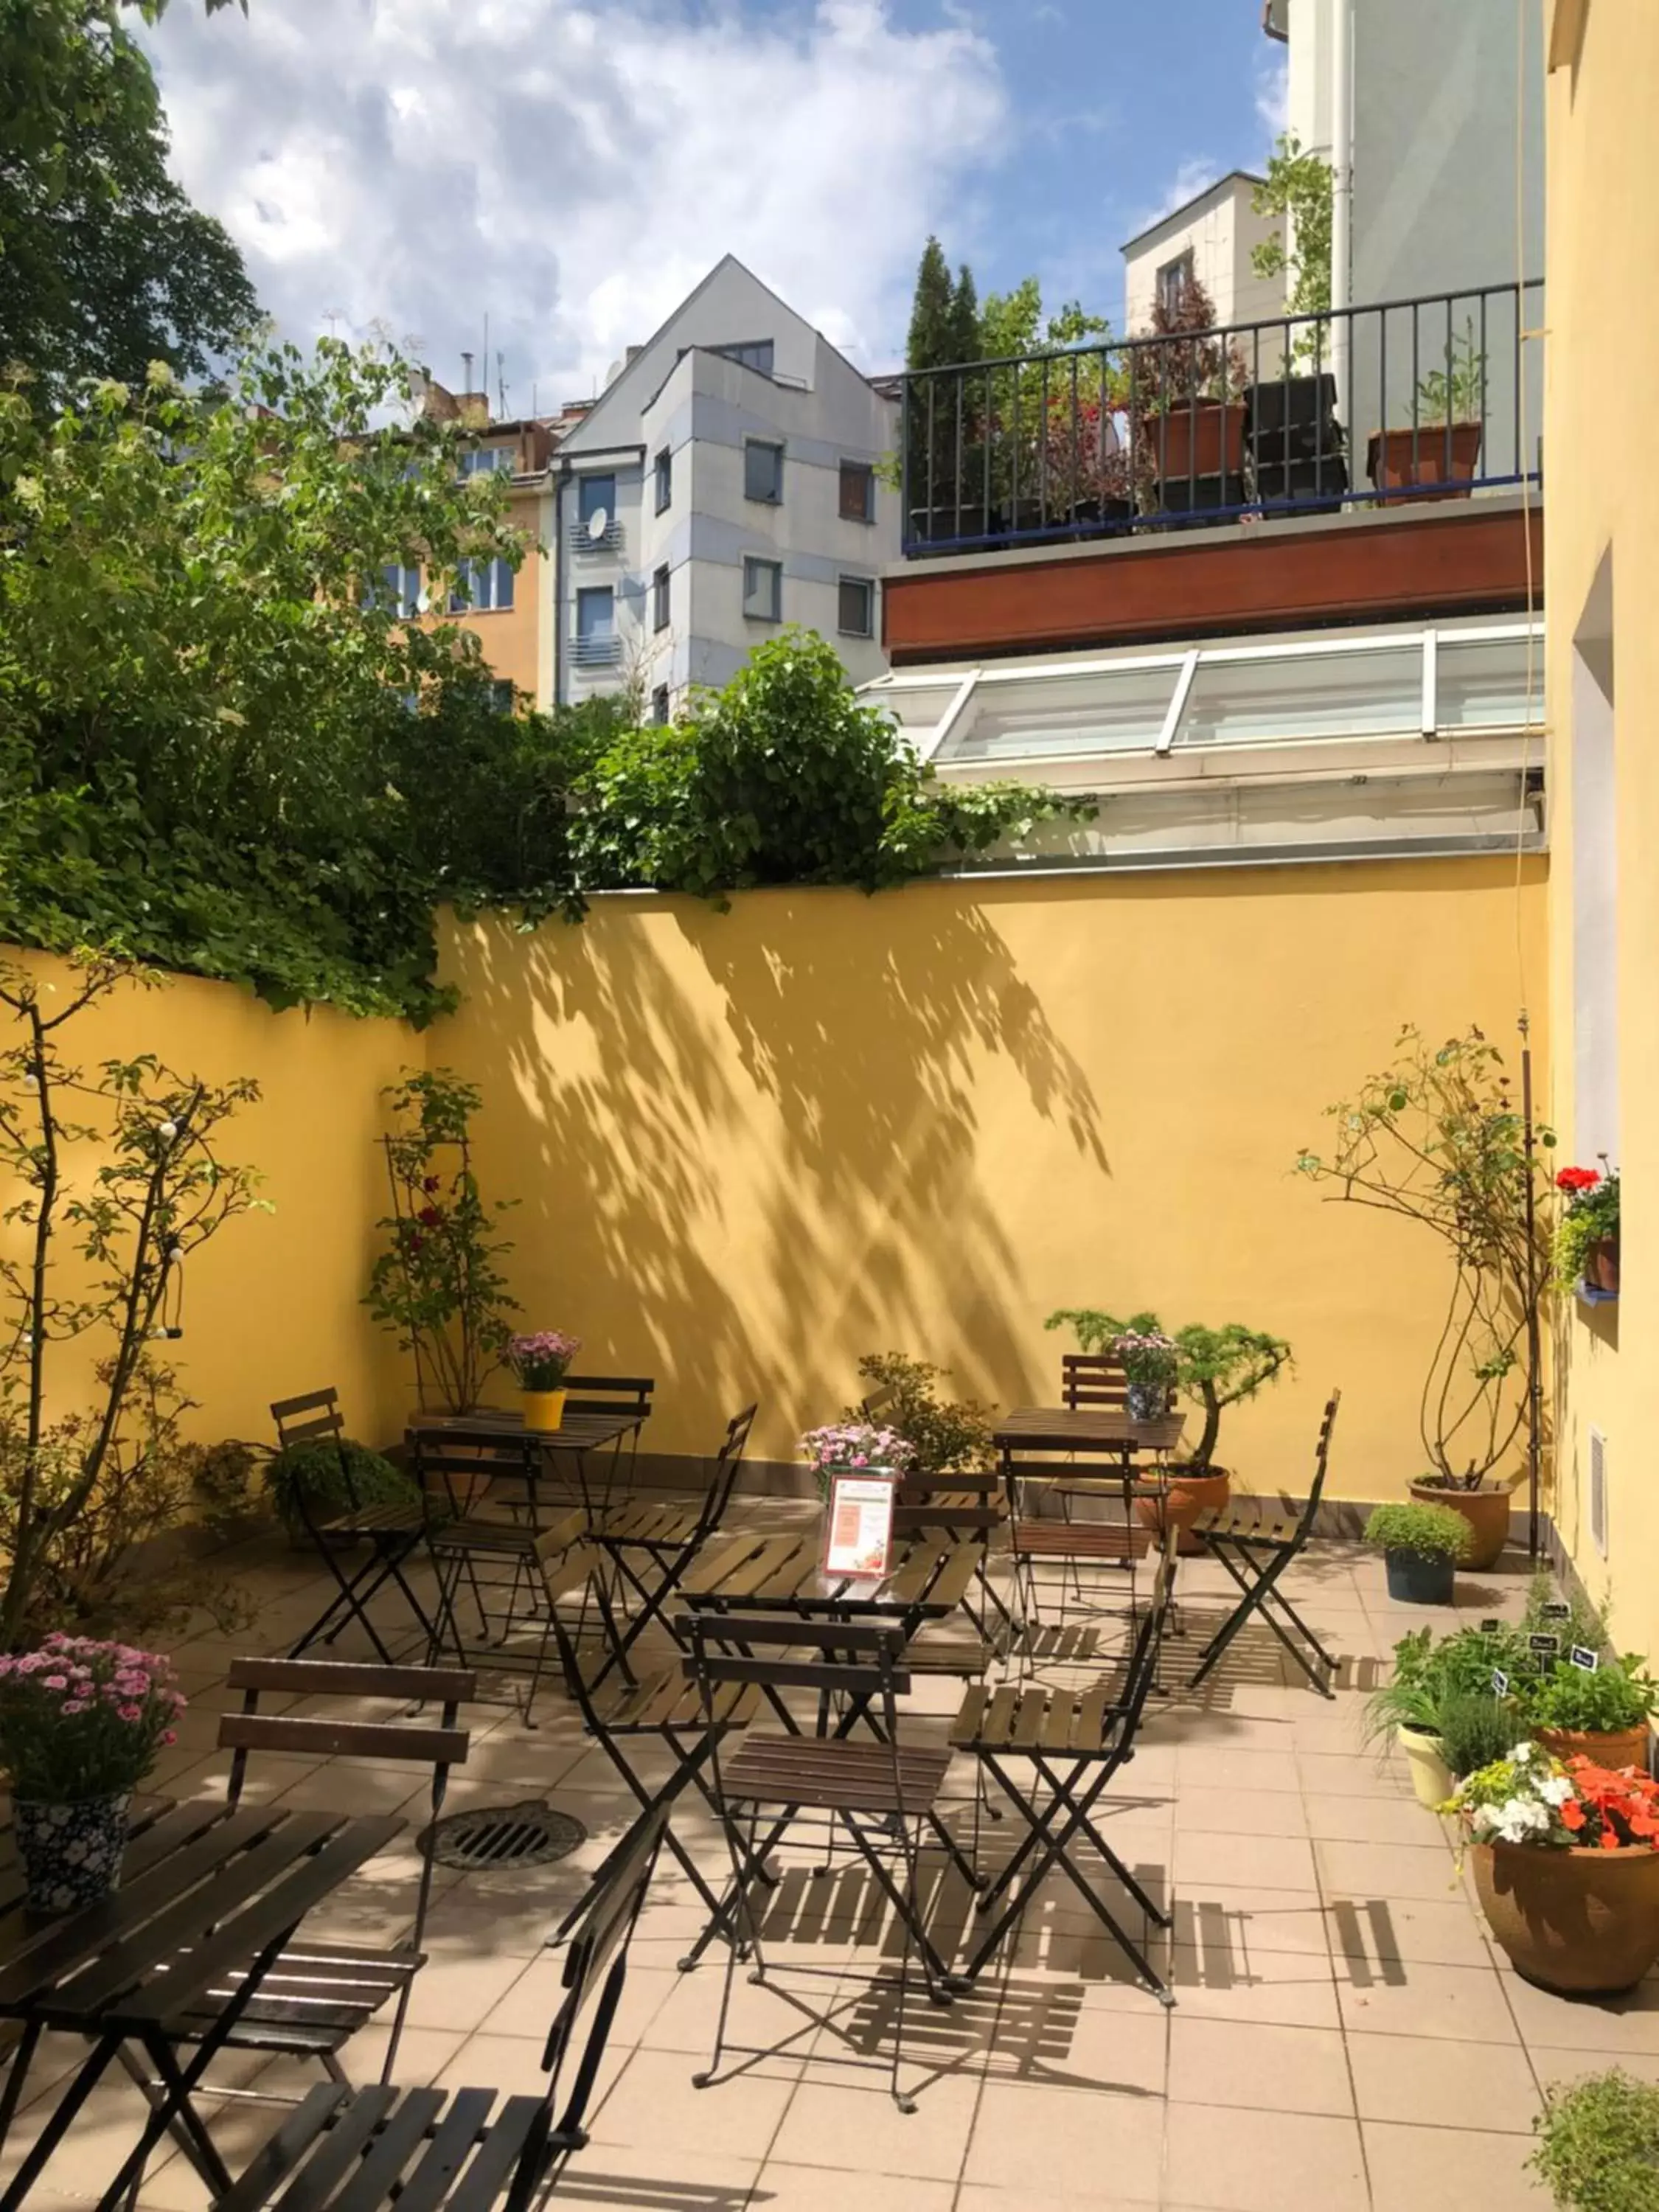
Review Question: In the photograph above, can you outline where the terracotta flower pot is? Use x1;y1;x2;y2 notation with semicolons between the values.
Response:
1584;1238;1620;1295
1135;1467;1231;1557
1155;400;1245;480
1366;420;1483;500
1472;1837;1659;1994
1534;1725;1651;1774
1408;1478;1512;1572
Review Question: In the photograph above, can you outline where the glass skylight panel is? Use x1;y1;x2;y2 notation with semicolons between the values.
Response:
1436;633;1543;731
1177;644;1424;747
942;664;1178;761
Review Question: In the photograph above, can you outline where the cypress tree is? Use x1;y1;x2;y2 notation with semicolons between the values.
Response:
947;264;981;366
905;237;956;371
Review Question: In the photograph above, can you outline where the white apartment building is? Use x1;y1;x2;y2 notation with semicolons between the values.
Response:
549;256;899;718
1119;170;1280;335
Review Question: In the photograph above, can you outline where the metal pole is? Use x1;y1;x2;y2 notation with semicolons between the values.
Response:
1520;1011;1543;1558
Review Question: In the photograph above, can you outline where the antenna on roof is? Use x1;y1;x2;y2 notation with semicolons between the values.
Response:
461;349;474;395
497;349;508;417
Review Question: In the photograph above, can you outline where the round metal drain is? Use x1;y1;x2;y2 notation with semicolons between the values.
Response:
421;1798;586;1871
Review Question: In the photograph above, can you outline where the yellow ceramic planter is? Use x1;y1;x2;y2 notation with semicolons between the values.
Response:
522;1388;567;1433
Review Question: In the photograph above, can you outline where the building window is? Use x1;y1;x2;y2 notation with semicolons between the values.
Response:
652;684;670;726
1156;251;1194;319
652;563;670;633
744;439;784;504
490;678;515;714
459;446;512;479
575;584;616;661
742;557;782;622
838;577;874;639
449;556;514;613
717;340;775;376
371;562;422;618
578;473;616;527
654;446;672;513
840;461;875;524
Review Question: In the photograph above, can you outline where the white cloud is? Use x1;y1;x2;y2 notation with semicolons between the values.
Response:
1256;47;1289;142
1124;156;1221;243
140;0;1007;404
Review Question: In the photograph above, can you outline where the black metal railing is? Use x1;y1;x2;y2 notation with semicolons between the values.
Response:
897;278;1543;557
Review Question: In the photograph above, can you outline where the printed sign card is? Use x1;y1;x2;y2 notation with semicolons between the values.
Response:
1492;1668;1511;1698
1570;1645;1601;1673
1542;1601;1572;1622
1528;1632;1561;1667
822;1471;897;1582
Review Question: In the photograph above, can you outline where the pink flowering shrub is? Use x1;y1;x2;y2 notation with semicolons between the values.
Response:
507;1331;582;1390
0;1635;184;1801
801;1422;917;1500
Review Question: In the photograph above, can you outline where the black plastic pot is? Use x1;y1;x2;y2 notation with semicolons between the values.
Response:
1384;1547;1457;1604
1244;372;1338;453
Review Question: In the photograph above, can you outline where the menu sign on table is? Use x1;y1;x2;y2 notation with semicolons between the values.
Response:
821;1470;897;1581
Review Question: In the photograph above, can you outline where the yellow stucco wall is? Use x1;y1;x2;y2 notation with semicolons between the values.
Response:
1545;2;1659;1660
437;860;1547;1495
0;953;414;1453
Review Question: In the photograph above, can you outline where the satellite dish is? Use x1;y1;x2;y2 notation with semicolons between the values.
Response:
587;507;608;541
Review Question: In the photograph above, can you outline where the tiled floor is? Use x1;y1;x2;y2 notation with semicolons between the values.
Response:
2;1523;1653;2211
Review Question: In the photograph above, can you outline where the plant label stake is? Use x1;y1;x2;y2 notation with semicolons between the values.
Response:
1570;1646;1601;1672
1528;1632;1560;1669
1480;1618;1502;1635
1542;1601;1572;1622
1492;1668;1511;1698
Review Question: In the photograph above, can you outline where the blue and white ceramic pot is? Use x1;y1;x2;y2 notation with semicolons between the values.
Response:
13;1792;132;1916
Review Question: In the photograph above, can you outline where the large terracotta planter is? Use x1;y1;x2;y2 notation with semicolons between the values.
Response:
1136;1467;1231;1557
1535;1725;1652;1774
1473;1838;1659;1994
1366;420;1483;499
1409;1478;1512;1572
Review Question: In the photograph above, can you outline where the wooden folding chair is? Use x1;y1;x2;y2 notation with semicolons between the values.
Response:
1185;1391;1342;1698
560;1372;655;1498
271;1390;432;1665
408;1425;554;1669
684;1612;964;2110
950;1534;1178;1997
157;1660;471;2096
213;1806;667;2212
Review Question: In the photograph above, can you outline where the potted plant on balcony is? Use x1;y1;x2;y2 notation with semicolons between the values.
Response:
507;1330;582;1433
1129;272;1249;514
1530;2068;1659;2209
1368;319;1486;499
1298;1026;1554;1571
1554;1163;1620;1297
1364;1500;1472;1604
0;1637;184;1916
1444;1742;1659;1995
1366;1623;1531;1804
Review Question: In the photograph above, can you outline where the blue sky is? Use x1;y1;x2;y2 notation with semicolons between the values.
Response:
143;0;1286;400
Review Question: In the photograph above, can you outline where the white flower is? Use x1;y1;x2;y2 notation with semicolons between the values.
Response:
1509;1743;1539;1764
1538;1775;1575;1806
156;1120;178;1142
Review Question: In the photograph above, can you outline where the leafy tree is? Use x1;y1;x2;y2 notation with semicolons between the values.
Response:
568;630;1088;903
0;0;259;407
0;339;526;1019
905;236;958;372
1251;131;1333;367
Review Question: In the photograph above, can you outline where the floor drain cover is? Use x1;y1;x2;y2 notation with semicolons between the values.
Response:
421;1799;586;1871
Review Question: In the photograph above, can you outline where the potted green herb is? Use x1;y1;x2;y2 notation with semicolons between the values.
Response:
1554;1164;1620;1297
1363;1500;1472;1604
262;1436;420;1540
1528;1655;1657;1774
1363;1628;1454;1806
1437;1691;1521;1782
1531;2068;1659;2209
1368;319;1485;499
1364;1624;1530;1804
0;1637;184;1916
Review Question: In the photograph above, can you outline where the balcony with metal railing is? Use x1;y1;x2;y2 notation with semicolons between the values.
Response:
897;279;1543;558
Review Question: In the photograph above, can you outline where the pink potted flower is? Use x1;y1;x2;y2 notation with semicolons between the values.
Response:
507;1330;582;1432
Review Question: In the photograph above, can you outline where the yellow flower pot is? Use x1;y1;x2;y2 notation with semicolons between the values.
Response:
522;1388;567;1433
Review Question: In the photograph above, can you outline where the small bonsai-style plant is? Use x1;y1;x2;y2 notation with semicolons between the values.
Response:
1554;1164;1620;1292
800;1422;916;1503
1045;1310;1290;1472
507;1331;581;1393
262;1437;420;1539
0;1636;184;1804
1363;1500;1473;1561
366;1069;518;1414
1416;319;1486;427
1531;2067;1659;2211
852;1353;995;1478
1527;1655;1659;1737
1438;1691;1523;1780
1297;1026;1554;1494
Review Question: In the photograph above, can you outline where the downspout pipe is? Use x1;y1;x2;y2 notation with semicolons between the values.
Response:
1330;0;1354;425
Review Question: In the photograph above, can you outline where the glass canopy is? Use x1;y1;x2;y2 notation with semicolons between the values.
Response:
860;620;1543;768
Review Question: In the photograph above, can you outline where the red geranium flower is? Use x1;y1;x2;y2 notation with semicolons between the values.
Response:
1556;1166;1601;1193
417;1205;443;1226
